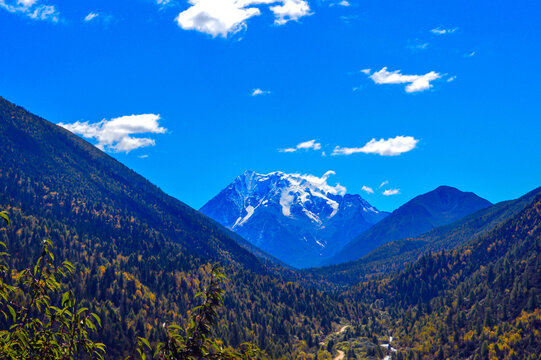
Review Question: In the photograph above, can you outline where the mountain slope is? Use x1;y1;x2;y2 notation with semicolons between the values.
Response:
311;186;541;284
326;185;492;265
348;194;541;359
0;97;347;358
200;170;389;268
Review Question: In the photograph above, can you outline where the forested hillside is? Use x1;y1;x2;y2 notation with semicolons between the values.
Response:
347;195;541;359
0;96;349;358
327;186;492;265
311;186;541;286
0;95;539;360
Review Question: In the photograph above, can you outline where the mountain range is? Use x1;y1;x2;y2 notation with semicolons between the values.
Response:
325;185;492;265
202;172;492;268
0;95;539;360
311;185;541;285
200;170;389;268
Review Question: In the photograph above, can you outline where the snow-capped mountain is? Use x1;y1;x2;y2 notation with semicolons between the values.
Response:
200;170;389;268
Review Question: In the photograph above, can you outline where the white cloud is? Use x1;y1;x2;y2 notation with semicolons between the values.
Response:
271;0;311;25
430;27;458;35
295;170;347;195
383;188;400;196
58;114;167;153
19;0;38;6
281;147;297;152
332;136;419;156
447;75;457;82
280;139;321;153
361;186;374;194
0;0;59;22
379;180;389;188
365;67;442;93
252;88;271;96
464;51;476;58
297;139;321;150
360;68;371;74
329;0;349;6
175;0;311;37
84;12;99;22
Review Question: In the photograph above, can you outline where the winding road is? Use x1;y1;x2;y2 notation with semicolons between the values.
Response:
332;326;349;360
333;350;345;360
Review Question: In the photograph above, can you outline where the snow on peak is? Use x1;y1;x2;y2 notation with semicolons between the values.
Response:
199;170;390;267
284;170;346;196
248;170;346;196
230;170;348;225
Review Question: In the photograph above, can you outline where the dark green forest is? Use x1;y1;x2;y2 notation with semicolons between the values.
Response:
0;96;539;359
0;97;350;358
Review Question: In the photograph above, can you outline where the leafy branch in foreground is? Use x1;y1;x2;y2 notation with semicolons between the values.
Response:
137;264;267;360
0;212;105;359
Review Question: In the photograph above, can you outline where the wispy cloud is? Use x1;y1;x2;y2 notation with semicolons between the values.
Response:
364;67;442;93
332;136;419;156
383;188;400;196
361;186;374;194
0;0;59;22
156;0;174;6
407;41;429;51
330;0;349;6
83;11;114;25
430;27;458;35
84;12;99;22
280;139;321;153
379;180;389;188
464;51;476;58
447;75;457;82
175;0;311;37
58;114;167;153
252;88;271;96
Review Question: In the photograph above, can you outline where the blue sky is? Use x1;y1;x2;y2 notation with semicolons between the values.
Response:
0;0;539;212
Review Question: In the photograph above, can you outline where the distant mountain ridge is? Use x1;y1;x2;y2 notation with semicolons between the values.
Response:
312;186;541;285
326;185;492;265
200;170;389;268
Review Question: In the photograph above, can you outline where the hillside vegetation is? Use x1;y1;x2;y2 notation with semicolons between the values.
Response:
0;97;349;358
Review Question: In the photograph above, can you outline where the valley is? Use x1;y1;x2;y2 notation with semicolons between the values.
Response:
0;96;539;360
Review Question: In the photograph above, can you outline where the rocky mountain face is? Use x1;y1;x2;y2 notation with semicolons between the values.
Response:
200;170;389;268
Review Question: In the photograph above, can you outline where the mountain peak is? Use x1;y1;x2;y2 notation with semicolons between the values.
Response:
200;170;388;268
326;186;492;265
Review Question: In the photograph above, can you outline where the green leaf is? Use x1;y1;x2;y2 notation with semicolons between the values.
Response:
61;291;71;307
136;348;146;360
0;211;9;227
77;307;89;316
91;313;101;327
7;305;15;322
138;337;151;350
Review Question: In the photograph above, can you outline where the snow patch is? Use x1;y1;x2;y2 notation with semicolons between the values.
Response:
302;208;322;224
280;190;294;217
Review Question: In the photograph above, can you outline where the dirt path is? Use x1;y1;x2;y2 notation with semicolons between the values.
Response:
333;350;345;360
330;326;349;360
338;325;348;334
